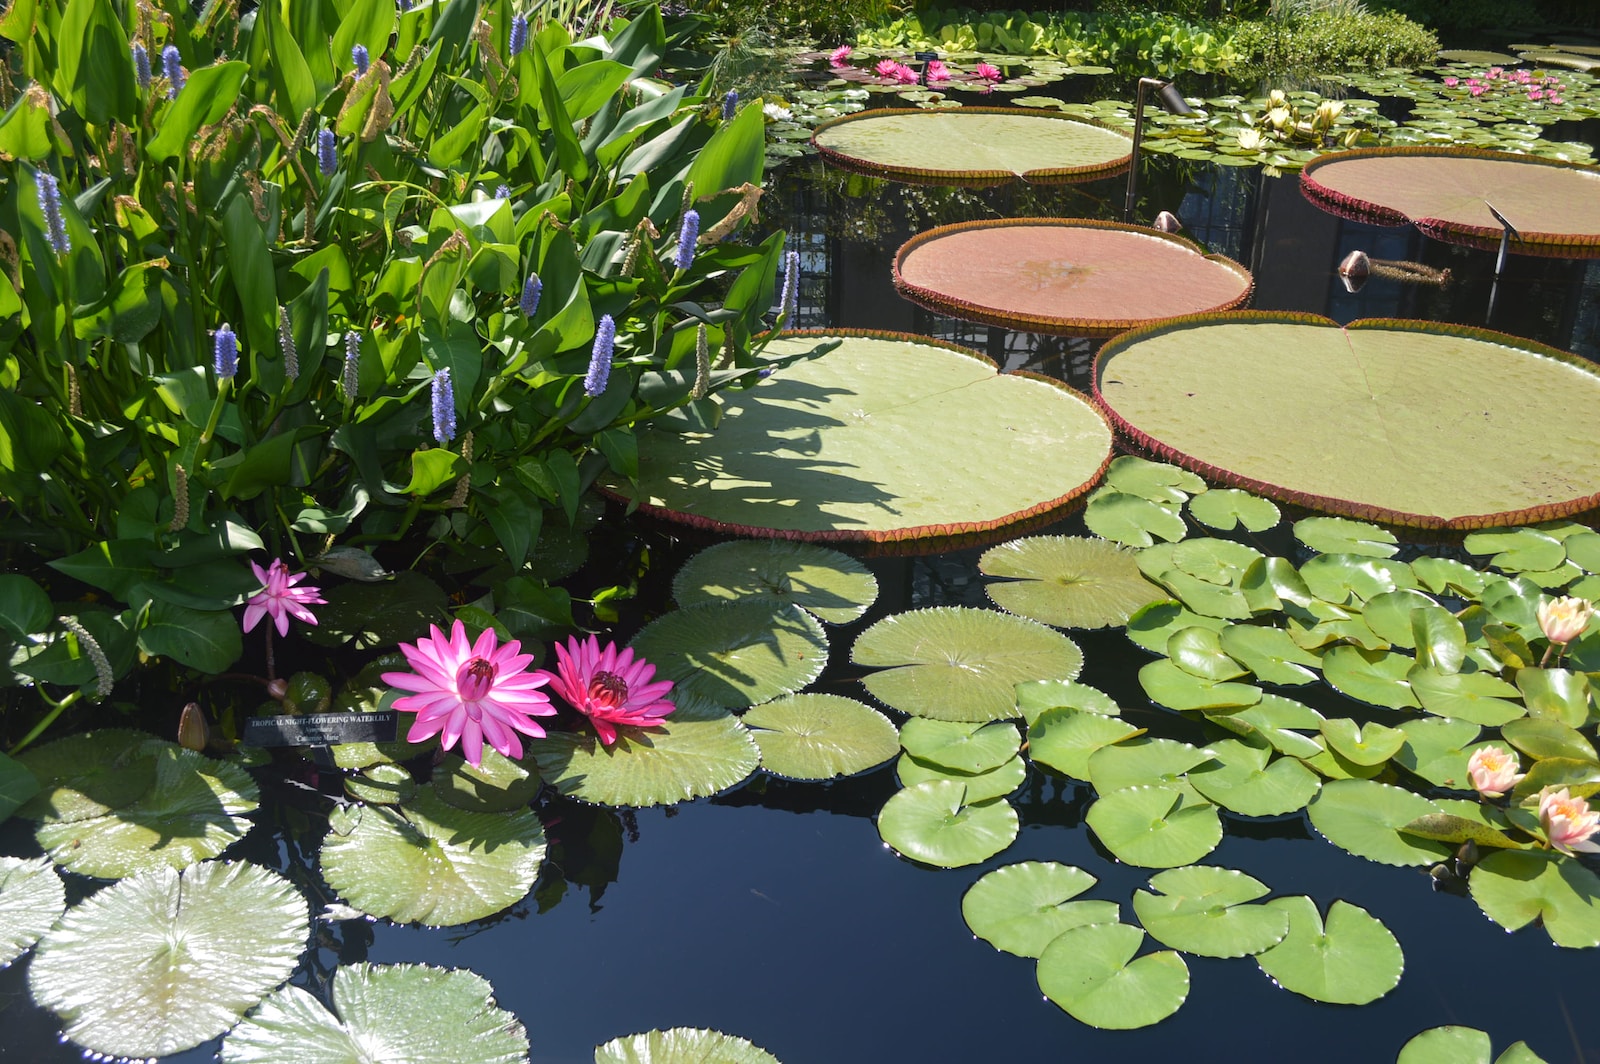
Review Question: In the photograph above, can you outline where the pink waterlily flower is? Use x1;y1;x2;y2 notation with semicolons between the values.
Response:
1469;85;1486;96
1528;89;1544;101
383;620;555;767
829;44;852;68
874;58;901;78
1487;66;1503;77
539;635;676;746
974;61;1002;82
1466;745;1524;799
1442;76;1458;86
926;59;950;82
1538;787;1600;857
242;559;326;637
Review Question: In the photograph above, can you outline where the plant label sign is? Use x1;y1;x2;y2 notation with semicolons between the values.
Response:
243;711;398;748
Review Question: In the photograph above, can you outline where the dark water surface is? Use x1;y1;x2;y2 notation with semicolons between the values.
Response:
6;139;1600;1063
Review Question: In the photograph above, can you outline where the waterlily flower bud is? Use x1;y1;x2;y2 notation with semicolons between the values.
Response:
1268;88;1287;107
1538;595;1594;645
1466;745;1524;798
178;702;210;752
1338;250;1370;293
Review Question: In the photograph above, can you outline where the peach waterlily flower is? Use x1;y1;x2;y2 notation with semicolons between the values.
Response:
539;635;676;746
1466;745;1524;798
382;620;556;767
1538;595;1594;645
242;559;326;637
1538;787;1600;857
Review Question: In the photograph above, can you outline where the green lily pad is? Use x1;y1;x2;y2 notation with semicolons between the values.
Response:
28;861;308;1059
1510;756;1600;802
1307;779;1453;866
630;600;828;709
1253;896;1403;1005
222;963;529;1064
431;749;540;813
1148;568;1253;620
1187;488;1280;532
1105;455;1206;502
1469;848;1600;948
1465;528;1567;573
1086;785;1223;868
1301;554;1418;605
1126;600;1229;653
854;607;1082;722
1216;624;1321;685
347;763;416;806
307;571;450;650
319;789;546;926
671;540;878;624
1167;626;1248;681
1132;865;1289;958
1398;806;1525;850
1086;737;1216;793
1320;719;1406;766
1412;556;1488;597
1139;659;1262;713
1409;665;1525;725
1028;708;1143;782
1241;557;1315;613
962;861;1119;958
1221;695;1326;758
528;696;760;807
1097;313;1600;528
1501;717;1597;763
35;745;260;878
1015;678;1120;724
1397;1026;1549;1064
1394;717;1484;788
0;856;65;966
1321;646;1419;710
0;751;37;825
594;1027;781;1064
898;718;1019;774
613;333;1112;543
15;728;160;822
1294;516;1399;558
1036;922;1189;1029
1083;491;1187;548
1362;589;1445;648
1516;667;1592;728
897;752;1027;803
1188;738;1322;816
744;694;899;780
1169;539;1264;588
877;780;1019;868
980;536;1164;629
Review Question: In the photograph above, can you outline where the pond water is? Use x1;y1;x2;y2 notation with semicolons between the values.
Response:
6;119;1600;1063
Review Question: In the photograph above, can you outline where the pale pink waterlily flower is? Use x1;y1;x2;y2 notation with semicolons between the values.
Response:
974;61;1002;82
1466;745;1525;798
1469;85;1486;97
829;44;853;68
242;559;326;637
1538;787;1600;857
1537;595;1594;645
1442;76;1459;87
538;634;676;746
383;620;556;767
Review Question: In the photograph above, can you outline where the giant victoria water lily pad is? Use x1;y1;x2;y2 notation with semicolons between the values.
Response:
1095;313;1600;528
611;333;1113;544
1300;147;1600;257
222;963;529;1064
894;220;1253;338
29;861;308;1060
812;107;1131;185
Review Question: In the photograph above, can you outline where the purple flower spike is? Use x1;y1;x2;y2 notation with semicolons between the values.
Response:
585;315;615;397
674;209;699;271
780;249;799;320
317;130;337;177
431;367;457;443
36;172;70;257
132;43;151;90
398;0;411;11
722;89;738;119
510;15;529;57
352;44;370;76
214;323;239;380
342;331;361;402
520;273;542;317
162;44;184;99
495;183;511;199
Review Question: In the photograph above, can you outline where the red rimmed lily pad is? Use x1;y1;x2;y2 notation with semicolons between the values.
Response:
1094;312;1600;529
894;220;1253;338
608;331;1113;545
1300;147;1600;258
812;107;1131;186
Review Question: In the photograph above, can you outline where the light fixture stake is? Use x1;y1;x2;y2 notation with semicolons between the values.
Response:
1123;77;1192;224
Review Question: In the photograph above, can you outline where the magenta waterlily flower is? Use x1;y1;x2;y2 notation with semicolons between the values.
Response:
829;44;853;68
539;635;675;746
242;559;326;636
383;620;555;766
926;59;950;82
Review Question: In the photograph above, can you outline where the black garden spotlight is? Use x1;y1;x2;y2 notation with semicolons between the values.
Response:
1123;77;1193;224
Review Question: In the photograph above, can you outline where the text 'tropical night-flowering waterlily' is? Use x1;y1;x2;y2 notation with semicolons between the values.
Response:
384;620;556;766
539;635;676;746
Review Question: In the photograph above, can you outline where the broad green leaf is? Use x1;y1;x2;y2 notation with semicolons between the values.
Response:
962;861;1116;958
1084;491;1186;548
1516;667;1592;728
0;856;64;965
28;861;307;1059
222;963;528;1064
877;780;1018;868
431;749;541;814
1036;922;1189;1029
0;573;50;640
1086;784;1222;868
1218;623;1321;685
1253;896;1402;1005
138;599;244;673
1361;589;1442;648
1104;455;1206;502
1132;865;1288;958
1394;717;1484;788
1125;600;1227;653
1300;554;1417;605
854;607;1081;722
1241;556;1314;613
1412;556;1488;597
319;789;545;927
1015;678;1120;725
528;696;759;807
1397;1026;1549;1064
15;729;160;822
630;600;827;709
1469;849;1600;948
305;572;450;650
1306;778;1452;866
1167;626;1247;681
672;540;877;624
146;61;251;161
1501;718;1597;763
1464;528;1566;573
1319;719;1406;766
744;694;899;780
0;751;39;825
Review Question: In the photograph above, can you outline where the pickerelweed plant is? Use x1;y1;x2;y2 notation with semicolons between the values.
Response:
0;0;796;735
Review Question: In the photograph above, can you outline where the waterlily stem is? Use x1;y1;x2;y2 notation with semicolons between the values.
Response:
265;627;276;682
9;688;81;755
